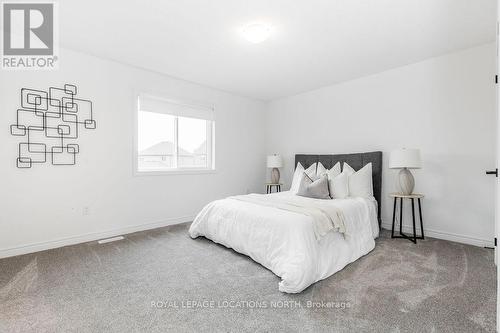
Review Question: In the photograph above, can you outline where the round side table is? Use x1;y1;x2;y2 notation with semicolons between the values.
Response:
389;193;425;244
266;183;282;194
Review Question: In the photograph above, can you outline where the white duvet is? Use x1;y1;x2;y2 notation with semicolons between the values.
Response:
189;191;379;293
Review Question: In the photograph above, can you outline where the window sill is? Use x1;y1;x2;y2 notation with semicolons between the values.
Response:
134;169;217;176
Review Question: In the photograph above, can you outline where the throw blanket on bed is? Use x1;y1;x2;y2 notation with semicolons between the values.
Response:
229;193;346;240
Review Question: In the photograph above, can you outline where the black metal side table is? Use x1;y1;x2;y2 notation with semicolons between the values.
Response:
390;193;425;244
266;183;282;194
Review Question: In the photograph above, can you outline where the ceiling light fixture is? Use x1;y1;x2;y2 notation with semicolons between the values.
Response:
242;23;272;43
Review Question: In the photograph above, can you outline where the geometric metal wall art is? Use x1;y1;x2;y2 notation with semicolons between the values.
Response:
9;84;96;168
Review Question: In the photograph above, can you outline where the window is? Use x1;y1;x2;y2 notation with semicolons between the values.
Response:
136;94;215;173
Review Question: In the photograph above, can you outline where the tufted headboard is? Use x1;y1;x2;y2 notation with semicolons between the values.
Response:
295;151;383;224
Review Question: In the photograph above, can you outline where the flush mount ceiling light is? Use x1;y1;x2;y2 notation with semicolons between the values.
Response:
242;23;272;43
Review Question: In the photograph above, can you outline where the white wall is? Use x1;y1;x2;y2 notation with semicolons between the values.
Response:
265;43;496;246
0;48;266;257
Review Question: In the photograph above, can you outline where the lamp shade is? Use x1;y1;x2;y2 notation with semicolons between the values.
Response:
267;155;283;168
389;148;422;169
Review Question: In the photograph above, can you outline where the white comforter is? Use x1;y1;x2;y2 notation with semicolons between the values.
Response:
189;191;379;293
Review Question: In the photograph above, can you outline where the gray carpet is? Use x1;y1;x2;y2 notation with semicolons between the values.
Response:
0;223;496;333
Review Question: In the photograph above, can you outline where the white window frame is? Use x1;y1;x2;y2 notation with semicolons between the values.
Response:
133;93;216;176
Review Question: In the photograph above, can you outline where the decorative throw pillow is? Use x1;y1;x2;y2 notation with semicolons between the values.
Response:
296;173;330;199
343;162;373;198
316;162;327;177
342;163;355;176
290;162;317;193
317;162;341;178
316;162;342;198
329;171;349;199
326;162;341;180
304;163;317;179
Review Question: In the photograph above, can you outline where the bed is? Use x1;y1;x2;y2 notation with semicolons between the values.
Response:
189;152;382;293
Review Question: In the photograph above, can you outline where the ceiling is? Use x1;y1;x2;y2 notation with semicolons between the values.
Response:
60;0;496;101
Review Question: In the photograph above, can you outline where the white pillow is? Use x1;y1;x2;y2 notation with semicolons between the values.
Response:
315;162;345;198
343;162;373;198
326;162;341;180
317;162;343;198
342;163;355;176
326;162;342;197
317;162;341;178
304;163;317;179
290;162;317;193
330;171;349;199
317;162;327;177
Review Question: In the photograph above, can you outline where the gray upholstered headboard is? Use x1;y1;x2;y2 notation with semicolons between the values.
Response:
295;151;383;224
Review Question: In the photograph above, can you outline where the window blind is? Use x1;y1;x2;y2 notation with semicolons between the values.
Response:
139;94;215;121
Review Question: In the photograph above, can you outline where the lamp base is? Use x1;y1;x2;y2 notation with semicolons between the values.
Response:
271;168;280;184
398;168;415;195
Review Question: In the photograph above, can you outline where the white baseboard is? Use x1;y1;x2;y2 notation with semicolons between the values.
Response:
380;222;493;248
2;217;491;259
0;215;195;259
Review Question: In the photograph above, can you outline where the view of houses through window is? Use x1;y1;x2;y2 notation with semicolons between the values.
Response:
137;107;213;171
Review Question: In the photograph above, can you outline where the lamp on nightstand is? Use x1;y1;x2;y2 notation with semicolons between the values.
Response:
267;154;283;184
389;148;422;195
